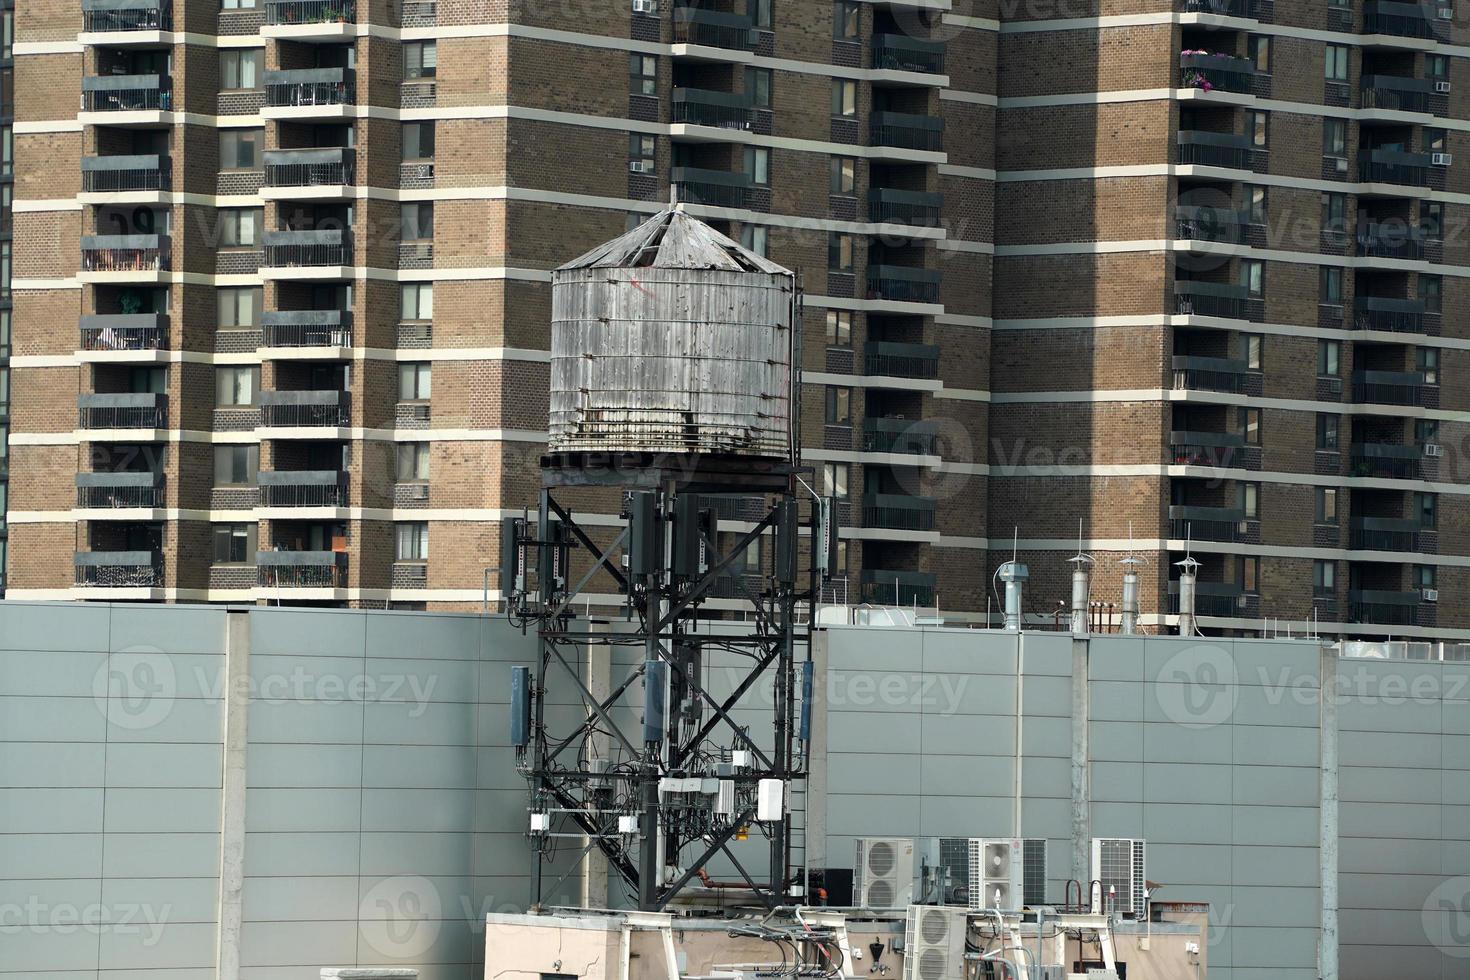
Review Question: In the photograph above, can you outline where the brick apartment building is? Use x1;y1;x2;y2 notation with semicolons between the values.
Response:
5;0;1468;638
0;0;11;598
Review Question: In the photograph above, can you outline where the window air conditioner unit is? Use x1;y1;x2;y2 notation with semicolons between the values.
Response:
1436;81;1453;93
1424;443;1444;457
854;838;915;909
628;159;653;173
1091;838;1147;918
1438;5;1453;17
405;482;429;500
1334;156;1348;172
632;0;657;12
1423;588;1440;602
903;906;967;980
1432;152;1453;166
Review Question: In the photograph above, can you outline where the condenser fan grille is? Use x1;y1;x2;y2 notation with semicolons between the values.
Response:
867;841;896;876
867;879;895;907
918;948;949;980
919;909;951;944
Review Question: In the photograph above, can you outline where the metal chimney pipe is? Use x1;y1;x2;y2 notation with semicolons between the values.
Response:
1119;555;1142;635
998;562;1028;632
1177;557;1200;637
1070;565;1090;635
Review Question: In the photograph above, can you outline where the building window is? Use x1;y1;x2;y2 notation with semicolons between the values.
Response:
219;208;263;248
1;125;11;176
1239;482;1259;520
220;49;262;90
749;0;773;27
630;133;655;172
1238;555;1260;593
1247;35;1270;73
828;232;853;271
1318;339;1340;376
1425;127;1447;154
1416;418;1440;446
404;41;437;79
219;128;263;170
1417;565;1437;590
740;224;768;256
213;523;257;564
1245;110;1267;148
1416;347;1439;385
397;443;429;481
1245;185;1266;224
1322;192;1346;234
1422;201;1444;240
831;80;857;117
1419;275;1442;314
1324;45;1349;82
401;202;433;241
1316;487;1338;524
214;445;259;486
826;310;852;346
822;462;849;500
396;522;429;561
1323;118;1347;158
402;122;435;160
1320;267;1343;305
401;283;433;321
739;534;762;572
0;9;10;60
834;1;860;38
1428;54;1449;80
630;54;656;96
746;67;772;109
825;386;851;424
217;286;262;328
1314;559;1335;593
221;0;259;8
743;145;770;186
1416;492;1438;529
1241;333;1263;370
1316;413;1339;451
216;366;259;407
1238;407;1261;445
1240;259;1264;297
830;156;856;195
398;363;432;401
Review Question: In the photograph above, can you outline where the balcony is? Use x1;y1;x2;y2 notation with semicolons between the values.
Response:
1179;52;1257;95
264;0;355;25
1174;280;1249;318
1169;430;1245;466
1179;0;1249;11
1358;148;1431;187
867;265;941;304
672;7;758;50
864;341;939;379
80;313;167;352
258;470;348;507
862;493;937;531
1356;222;1426;259
1361;1;1435;38
1171;355;1249;393
868;188;942;227
1167;580;1244;617
81;74;171;113
671;167;752;208
263;147;355;192
1349;588;1420;625
1169;505;1245;542
81;0;171;32
1352;369;1428;406
863;417;937;455
264;68;355;113
75;551;163;588
78;392;167;430
1353;296;1424;332
860;569;936;606
869;112;944;152
259;389;350;427
671;88;753;130
261;309;352;348
1177;131;1254;169
1360;75;1436;113
256;550;347;588
81;155;170;194
871;34;946;75
1350;516;1422;551
263;229;352;271
81;235;169;279
76;471;165;509
1175;205;1246;244
1350;442;1422;479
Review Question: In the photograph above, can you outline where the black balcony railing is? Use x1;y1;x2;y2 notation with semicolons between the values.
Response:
860;568;936;606
1352;369;1428;406
1356;222;1426;259
1171;354;1249;393
81;0;171;31
868;188;942;226
256;550;348;587
80;313;167;351
1362;0;1435;37
1350;516;1422;552
671;166;752;208
263;229;351;268
81;155;170;193
871;34;946;74
78;392;167;429
1169;430;1245;466
262;309;352;347
257;470;348;507
868;265;941;303
1354;296;1425;333
264;68;355;108
1349;588;1420;625
671;88;753;129
76;471;164;509
870;111;944;152
1174;280;1249;318
865;340;940;379
862;493;937;531
75;551;163;587
1176;206;1247;243
1181;0;1250;10
263;147;354;187
1350;442;1423;479
1358;148;1431;187
863;417;937;455
264;0;355;25
1168;580;1244;617
672;7;758;49
1180;52;1257;94
1178;131;1254;169
81;74;171;112
259;389;350;427
1169;505;1246;542
81;234;169;274
1360;75;1436;113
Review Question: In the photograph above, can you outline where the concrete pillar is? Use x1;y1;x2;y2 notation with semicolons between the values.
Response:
1070;636;1091;887
217;611;251;980
806;630;829;871
1318;645;1339;980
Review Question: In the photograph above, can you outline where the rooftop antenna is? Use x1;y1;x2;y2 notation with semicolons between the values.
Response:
1119;521;1143;635
1067;519;1095;636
